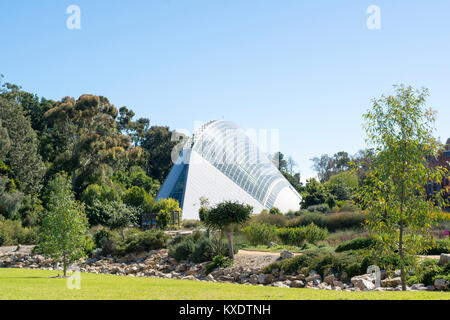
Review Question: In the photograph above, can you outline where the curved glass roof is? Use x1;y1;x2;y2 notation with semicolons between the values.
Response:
187;120;297;208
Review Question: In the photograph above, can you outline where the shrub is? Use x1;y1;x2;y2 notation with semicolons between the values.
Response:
288;211;365;232
0;219;39;245
265;248;368;279
249;213;288;228
276;224;328;246
169;231;236;263
288;212;326;228
421;239;450;255
325;229;368;247
302;223;329;245
190;237;216;263
0;230;4;246
117;230;169;255
325;212;365;232
182;220;202;230
205;255;233;274
242;223;277;246
169;239;196;261
307;204;329;214
276;228;306;246
335;237;376;252
408;259;450;287
269;207;283;215
336;200;359;212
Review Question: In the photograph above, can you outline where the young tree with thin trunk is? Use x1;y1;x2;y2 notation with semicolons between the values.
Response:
40;174;92;277
200;201;253;259
361;85;448;291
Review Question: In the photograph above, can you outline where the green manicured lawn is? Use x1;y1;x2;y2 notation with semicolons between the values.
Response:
1;269;449;300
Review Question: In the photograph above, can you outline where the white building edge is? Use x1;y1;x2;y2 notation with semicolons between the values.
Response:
156;120;302;220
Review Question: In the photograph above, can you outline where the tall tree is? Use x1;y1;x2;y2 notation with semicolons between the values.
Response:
142;126;179;182
361;85;448;291
311;154;335;183
0;96;45;194
44;95;141;193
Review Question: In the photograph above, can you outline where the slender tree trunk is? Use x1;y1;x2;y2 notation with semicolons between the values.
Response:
399;220;406;291
121;228;125;241
63;252;67;277
227;224;234;260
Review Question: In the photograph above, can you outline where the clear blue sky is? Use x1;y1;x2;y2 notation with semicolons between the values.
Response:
1;1;449;181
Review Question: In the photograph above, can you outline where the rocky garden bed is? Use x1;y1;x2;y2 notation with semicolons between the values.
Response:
0;246;448;292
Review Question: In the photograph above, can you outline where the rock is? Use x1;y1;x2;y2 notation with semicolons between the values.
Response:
290;280;305;288
218;275;234;282
305;272;321;283
434;279;449;291
204;274;215;281
249;274;259;284
333;280;345;289
324;274;335;285
318;282;331;290
381;277;402;288
351;276;376;291
257;274;274;285
411;283;425;291
438;253;450;266
280;251;294;260
296;274;306;281
272;281;289;288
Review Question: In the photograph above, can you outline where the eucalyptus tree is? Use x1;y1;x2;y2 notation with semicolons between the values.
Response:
44;95;141;193
360;85;448;290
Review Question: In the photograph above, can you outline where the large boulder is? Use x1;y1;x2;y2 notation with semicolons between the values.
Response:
381;277;402;288
324;274;335;285
257;274;274;285
305;271;321;283
437;254;450;266
351;275;376;291
434;279;449;291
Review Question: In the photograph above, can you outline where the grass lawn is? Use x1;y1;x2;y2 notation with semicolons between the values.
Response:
0;268;449;300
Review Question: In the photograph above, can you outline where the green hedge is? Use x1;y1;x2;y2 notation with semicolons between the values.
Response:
335;237;376;252
288;211;365;232
115;230;169;255
422;239;450;255
242;223;277;246
0;219;39;246
276;224;328;246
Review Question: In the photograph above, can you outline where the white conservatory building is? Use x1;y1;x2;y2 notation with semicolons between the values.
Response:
156;120;302;220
